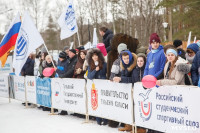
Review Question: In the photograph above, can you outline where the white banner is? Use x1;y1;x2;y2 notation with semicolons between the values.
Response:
0;56;13;73
51;78;86;114
25;76;36;104
13;76;25;101
134;82;200;133
0;76;9;98
87;79;133;124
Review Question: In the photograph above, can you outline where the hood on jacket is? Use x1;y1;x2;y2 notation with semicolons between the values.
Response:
120;52;137;72
86;48;105;66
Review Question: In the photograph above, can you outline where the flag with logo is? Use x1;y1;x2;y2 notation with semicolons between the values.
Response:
0;13;21;67
58;0;78;40
13;11;44;76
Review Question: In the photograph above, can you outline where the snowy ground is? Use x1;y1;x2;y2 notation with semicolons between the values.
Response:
0;97;124;133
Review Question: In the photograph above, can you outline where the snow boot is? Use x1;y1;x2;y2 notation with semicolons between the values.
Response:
118;124;132;131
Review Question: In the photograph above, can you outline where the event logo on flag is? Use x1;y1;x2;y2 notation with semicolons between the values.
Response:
65;3;76;32
15;28;29;60
13;11;44;76
58;0;78;40
0;13;21;67
91;83;98;110
138;90;152;122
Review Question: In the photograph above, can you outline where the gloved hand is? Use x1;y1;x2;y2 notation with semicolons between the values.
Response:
57;66;64;71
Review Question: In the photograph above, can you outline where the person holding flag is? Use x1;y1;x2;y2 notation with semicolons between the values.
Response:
0;13;21;67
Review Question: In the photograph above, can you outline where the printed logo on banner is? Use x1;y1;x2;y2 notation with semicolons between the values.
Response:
65;3;76;31
138;89;152;122
54;82;61;103
91;83;98;110
16;28;29;60
27;80;34;86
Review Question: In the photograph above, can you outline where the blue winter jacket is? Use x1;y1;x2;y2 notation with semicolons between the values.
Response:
56;59;68;78
191;51;200;86
87;62;107;80
144;45;166;78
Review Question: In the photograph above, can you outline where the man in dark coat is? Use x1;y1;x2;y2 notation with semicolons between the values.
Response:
21;55;35;76
60;49;78;78
99;27;113;53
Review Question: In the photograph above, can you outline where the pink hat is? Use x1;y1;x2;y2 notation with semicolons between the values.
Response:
97;43;107;56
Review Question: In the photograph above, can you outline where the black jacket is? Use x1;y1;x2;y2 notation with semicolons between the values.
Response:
120;53;137;83
56;58;68;77
60;55;78;78
177;48;186;60
21;58;35;76
132;65;145;83
103;30;113;53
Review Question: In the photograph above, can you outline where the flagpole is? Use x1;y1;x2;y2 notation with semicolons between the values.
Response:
43;43;56;68
77;31;81;46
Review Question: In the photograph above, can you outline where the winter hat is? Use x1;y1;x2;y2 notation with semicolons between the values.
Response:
150;33;161;44
63;46;70;51
59;51;66;59
97;43;107;56
117;43;127;54
69;49;76;54
173;40;182;48
187;43;199;54
77;46;85;51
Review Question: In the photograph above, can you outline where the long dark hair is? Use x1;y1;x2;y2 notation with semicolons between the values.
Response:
90;53;103;71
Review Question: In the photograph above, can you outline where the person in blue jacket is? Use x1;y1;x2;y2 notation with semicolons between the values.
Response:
144;33;166;80
55;51;68;78
191;50;200;86
86;48;107;125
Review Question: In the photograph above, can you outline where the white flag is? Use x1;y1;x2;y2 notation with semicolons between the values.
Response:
187;31;191;47
58;0;78;40
92;28;98;48
13;11;44;76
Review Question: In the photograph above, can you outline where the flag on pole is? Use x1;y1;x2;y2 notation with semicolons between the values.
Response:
92;28;98;48
187;31;191;47
58;0;78;40
13;11;44;76
194;36;196;43
0;13;21;67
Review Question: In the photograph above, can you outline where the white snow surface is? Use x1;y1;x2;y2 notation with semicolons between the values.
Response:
0;97;123;133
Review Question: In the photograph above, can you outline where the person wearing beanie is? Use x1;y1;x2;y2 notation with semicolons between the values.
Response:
109;43;127;81
144;33;166;80
55;51;68;78
55;49;77;115
173;39;186;59
113;50;137;132
186;43;199;64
